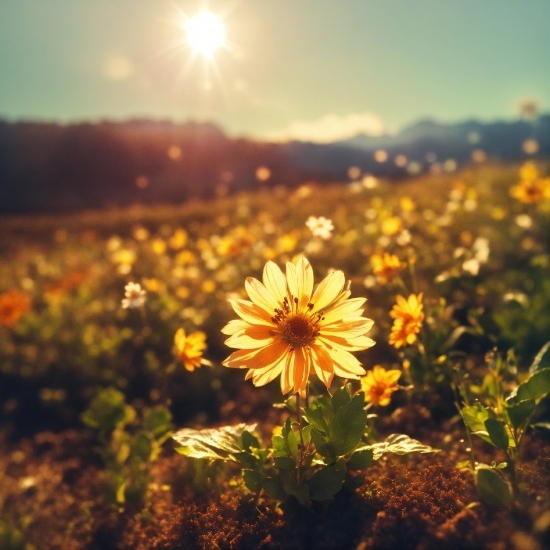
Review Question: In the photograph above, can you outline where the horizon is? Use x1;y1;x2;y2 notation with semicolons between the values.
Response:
1;1;548;143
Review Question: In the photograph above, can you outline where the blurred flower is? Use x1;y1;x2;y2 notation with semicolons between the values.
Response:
381;216;403;236
143;278;165;293
121;282;146;309
510;162;550;203
174;329;211;371
45;269;87;297
361;365;401;406
472;237;490;263
217;226;254;257
221;256;375;395
396;229;411;246
462;258;480;276
0;290;31;327
169;229;188;250
371;252;406;284
389;293;424;348
152;239;167;255
306;216;334;240
515;214;533;229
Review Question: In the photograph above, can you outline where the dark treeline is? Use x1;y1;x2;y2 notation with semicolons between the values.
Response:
0;116;548;214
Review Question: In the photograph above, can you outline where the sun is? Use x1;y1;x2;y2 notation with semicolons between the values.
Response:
185;12;225;58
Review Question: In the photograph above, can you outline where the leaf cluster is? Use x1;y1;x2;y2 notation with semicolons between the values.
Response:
81;387;172;510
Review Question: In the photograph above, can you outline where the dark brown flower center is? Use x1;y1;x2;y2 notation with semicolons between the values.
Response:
279;313;319;349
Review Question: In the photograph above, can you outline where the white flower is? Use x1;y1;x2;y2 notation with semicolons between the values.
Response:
473;237;490;264
306;216;334;240
122;282;146;309
396;229;411;246
462;258;480;276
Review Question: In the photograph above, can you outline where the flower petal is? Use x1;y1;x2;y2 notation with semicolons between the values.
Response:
320;297;367;324
295;256;314;310
229;298;274;326
221;319;251;335
310;270;345;312
245;277;280;313
263;261;287;304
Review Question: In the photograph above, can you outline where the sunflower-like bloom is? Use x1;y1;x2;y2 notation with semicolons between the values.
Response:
509;162;550;203
388;293;424;348
222;257;375;395
371;252;407;284
174;329;212;372
361;365;401;406
0;290;31;327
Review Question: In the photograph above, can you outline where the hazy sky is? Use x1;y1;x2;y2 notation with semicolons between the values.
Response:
0;0;548;141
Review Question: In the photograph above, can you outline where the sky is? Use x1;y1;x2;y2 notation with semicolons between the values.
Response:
0;0;548;142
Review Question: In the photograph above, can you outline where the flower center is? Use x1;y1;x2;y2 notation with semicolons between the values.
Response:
279;313;319;349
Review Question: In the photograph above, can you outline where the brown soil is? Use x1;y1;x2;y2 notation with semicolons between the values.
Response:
1;395;549;550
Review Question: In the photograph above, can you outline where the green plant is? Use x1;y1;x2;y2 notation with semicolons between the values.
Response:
173;383;438;508
81;386;172;511
457;341;550;506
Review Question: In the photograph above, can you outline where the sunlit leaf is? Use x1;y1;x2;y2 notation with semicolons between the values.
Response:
529;341;550;374
475;466;512;507
484;418;509;450
361;434;439;461
172;423;256;462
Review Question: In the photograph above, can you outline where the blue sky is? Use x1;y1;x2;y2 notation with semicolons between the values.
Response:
0;0;548;141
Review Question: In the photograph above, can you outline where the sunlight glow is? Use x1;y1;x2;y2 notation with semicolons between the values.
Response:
185;12;225;58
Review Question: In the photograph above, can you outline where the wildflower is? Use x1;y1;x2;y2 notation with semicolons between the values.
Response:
0;290;31;327
361;366;402;406
174;329;211;371
388;293;424;348
121;282;146;309
371;252;406;284
510;162;550;203
222;257;375;395
381;216;403;236
306;216;334;240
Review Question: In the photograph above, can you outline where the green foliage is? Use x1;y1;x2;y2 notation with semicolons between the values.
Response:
458;342;550;504
475;466;513;507
82;387;172;510
172;384;438;507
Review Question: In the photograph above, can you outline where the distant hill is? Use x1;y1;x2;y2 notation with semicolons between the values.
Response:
0;115;548;214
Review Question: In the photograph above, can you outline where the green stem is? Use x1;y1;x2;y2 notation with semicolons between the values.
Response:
296;393;305;486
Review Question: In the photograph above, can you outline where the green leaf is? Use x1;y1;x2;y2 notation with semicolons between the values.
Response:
311;428;336;463
328;392;367;456
343;472;365;492
461;404;495;445
505;399;536;430
529;341;550;373
144;406;172;440
81;387;135;433
262;476;286;500
272;435;290;457
475;466;512;506
287;426;302;459
274;457;297;471
280;470;309;505
510;368;550;404
307;460;346;501
347;448;374;470
172;423;256;462
484;418;509;450
331;386;351;413
242;469;263;492
363;434;439;461
241;430;260;451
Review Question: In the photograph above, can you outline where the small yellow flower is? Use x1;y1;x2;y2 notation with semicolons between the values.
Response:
388;293;424;348
169;229;188;250
174;329;211;372
510;162;550;203
381;216;403;236
361;365;401;406
221;256;375;395
371;252;406;284
0;290;31;327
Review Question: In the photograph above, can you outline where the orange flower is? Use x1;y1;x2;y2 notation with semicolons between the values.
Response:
388;293;424;348
222;256;375;395
0;290;31;327
371;252;406;284
174;329;211;372
361;365;401;406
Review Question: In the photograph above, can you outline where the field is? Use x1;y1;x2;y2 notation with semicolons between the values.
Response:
1;161;549;549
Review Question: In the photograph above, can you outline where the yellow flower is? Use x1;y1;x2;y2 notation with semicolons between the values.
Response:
174;329;211;372
0;290;31;327
361;365;401;406
388;293;424;348
381;216;403;236
221;257;375;395
510;162;550;203
371;252;406;284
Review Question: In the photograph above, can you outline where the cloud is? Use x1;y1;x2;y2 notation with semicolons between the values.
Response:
264;112;385;143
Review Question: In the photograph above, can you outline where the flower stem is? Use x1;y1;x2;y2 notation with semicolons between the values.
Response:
296;393;305;485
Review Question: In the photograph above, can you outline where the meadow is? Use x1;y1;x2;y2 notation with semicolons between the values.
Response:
0;161;549;549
